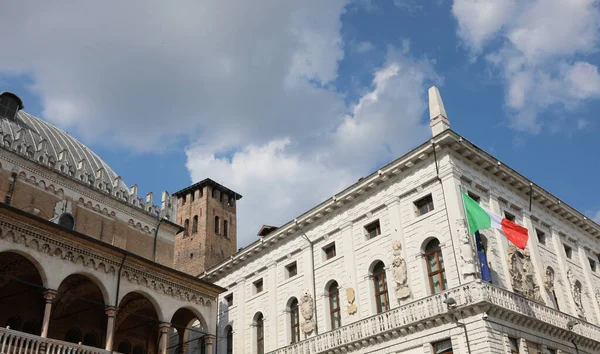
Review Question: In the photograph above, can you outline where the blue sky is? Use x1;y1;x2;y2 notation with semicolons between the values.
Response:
1;0;599;247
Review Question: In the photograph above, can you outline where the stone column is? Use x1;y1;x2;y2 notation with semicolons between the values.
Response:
204;334;216;354
158;322;171;354
104;306;117;350
41;289;57;338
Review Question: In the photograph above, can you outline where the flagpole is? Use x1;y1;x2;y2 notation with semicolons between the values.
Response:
458;185;482;281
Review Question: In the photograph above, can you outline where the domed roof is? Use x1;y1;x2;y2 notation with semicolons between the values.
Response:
0;108;129;193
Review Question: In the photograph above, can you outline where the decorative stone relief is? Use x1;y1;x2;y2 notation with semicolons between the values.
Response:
391;240;410;300
544;266;555;292
567;267;585;318
346;288;358;315
507;245;543;303
300;290;315;334
457;219;477;276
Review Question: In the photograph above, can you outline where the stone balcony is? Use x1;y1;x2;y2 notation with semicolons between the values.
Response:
267;281;600;354
0;327;111;354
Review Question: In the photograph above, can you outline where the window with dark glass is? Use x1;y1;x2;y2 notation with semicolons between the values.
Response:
504;211;515;222
191;192;195;202
425;239;447;294
182;195;186;205
372;261;389;313
192;215;198;234
224;220;229;238
508;337;520;354
590;258;597;272
467;192;480;203
415;194;434;216
215;216;220;234
564;244;572;259
255;314;264;354
184;219;190;237
432;339;453;354
225;293;233;307
286;262;297;278
226;327;233;354
289;298;300;343
328;281;341;329
254;279;263;294
536;229;546;245
212;188;217;199
0;94;20;120
365;220;381;239
323;243;336;260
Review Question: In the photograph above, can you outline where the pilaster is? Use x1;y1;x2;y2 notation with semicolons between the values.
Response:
550;227;577;316
384;196;411;307
236;278;246;354
489;193;513;292
267;261;278;349
522;212;552;306
339;221;359;324
577;243;600;324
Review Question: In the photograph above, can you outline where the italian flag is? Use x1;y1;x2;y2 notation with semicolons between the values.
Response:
462;192;529;250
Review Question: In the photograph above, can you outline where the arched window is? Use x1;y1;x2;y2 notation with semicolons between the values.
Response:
192;215;198;234
65;328;82;344
424;239;447;294
372;262;389;313
58;213;75;230
184;219;190;236
328;281;341;329
255;313;264;354
225;326;233;354
118;341;132;354
289;298;300;343
215;216;220;234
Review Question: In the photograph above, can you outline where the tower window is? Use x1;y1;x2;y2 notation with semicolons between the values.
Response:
224;220;229;238
0;93;23;120
191;192;195;202
215;216;220;234
182;195;186;205
212;188;217;199
184;219;190;237
192;215;198;234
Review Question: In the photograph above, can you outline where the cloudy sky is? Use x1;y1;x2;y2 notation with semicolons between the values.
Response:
2;0;600;247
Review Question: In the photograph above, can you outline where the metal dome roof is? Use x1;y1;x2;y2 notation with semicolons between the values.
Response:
0;109;129;193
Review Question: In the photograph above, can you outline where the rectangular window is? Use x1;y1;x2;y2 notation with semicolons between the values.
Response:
215;216;220;234
220;192;225;202
415;194;434;216
191;192;195;202
432;339;453;354
198;188;203;198
564;244;572;259
536;229;546;245
212;188;217;199
225;293;233;307
590;258;597;272
468;192;480;203
365;220;381;239
182;196;186;205
254;279;263;294
224;220;229;238
508;337;520;354
286;262;298;278
504;211;516;222
323;243;336;260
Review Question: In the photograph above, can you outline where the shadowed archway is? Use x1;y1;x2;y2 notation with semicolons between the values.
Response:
114;292;160;354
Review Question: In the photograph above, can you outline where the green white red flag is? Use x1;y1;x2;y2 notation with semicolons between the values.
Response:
462;192;529;250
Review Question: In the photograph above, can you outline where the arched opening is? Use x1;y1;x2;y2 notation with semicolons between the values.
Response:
170;308;208;354
0;252;45;335
287;297;300;344
424;238;447;294
253;313;264;354
224;326;233;354
371;261;389;313
48;274;107;348
326;281;341;329
192;216;198;234
58;213;76;230
114;292;160;354
83;331;100;347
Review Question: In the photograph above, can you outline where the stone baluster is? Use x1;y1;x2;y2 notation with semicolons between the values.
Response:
41;289;57;338
104;306;117;350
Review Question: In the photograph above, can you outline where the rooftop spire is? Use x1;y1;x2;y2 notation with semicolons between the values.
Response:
428;86;450;136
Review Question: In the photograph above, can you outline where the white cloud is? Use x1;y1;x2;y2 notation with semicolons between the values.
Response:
453;0;600;132
187;48;438;246
354;41;375;53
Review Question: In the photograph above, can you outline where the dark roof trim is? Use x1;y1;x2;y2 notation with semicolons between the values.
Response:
173;178;242;200
257;225;278;237
0;202;226;293
0;92;24;110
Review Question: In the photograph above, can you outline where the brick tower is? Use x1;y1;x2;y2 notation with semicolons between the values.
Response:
172;179;241;276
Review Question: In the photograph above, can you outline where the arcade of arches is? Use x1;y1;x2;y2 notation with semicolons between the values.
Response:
0;251;215;354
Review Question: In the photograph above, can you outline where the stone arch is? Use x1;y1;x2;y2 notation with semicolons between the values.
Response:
0;251;46;335
48;273;108;348
223;325;233;354
114;291;161;354
0;248;49;288
170;307;209;354
57;270;111;306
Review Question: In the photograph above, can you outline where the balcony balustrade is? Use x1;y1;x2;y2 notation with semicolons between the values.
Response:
0;327;111;354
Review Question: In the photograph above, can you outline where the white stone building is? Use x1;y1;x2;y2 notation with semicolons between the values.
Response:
203;87;600;354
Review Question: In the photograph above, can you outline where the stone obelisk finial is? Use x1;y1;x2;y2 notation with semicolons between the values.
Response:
428;86;449;136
